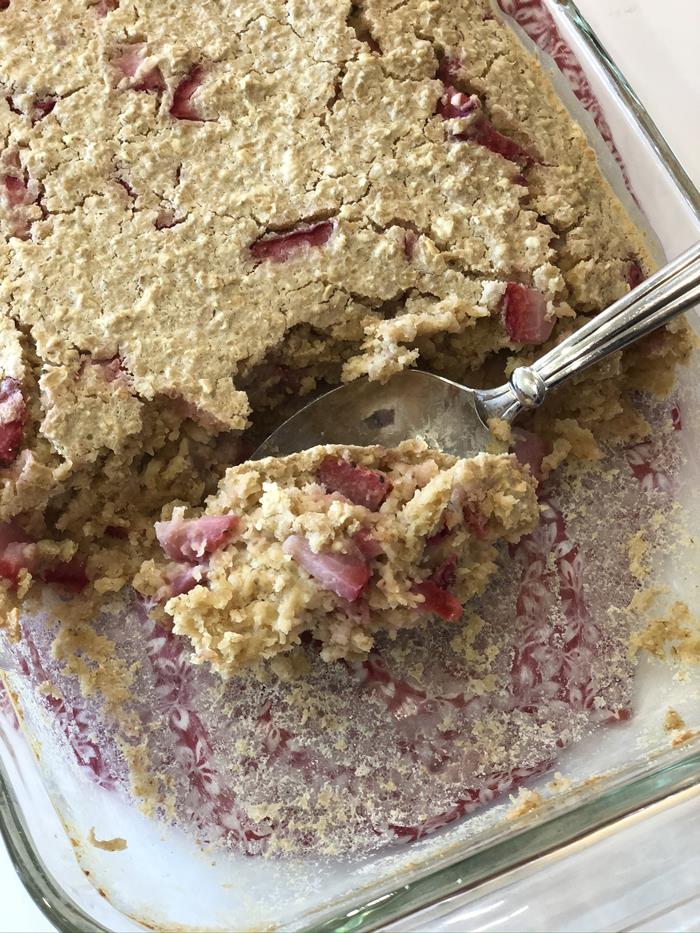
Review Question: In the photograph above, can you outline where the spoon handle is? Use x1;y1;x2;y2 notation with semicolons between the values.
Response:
476;241;700;424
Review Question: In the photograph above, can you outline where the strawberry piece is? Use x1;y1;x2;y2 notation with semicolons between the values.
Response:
156;562;203;602
0;523;35;584
430;554;457;590
2;173;30;208
115;176;137;203
403;228;418;260
170;65;206;121
502;283;554;345
112;45;164;93
436;57;463;85
463;503;488;539
512;428;551;483
2;161;39;239
426;524;451;547
437;86;480;120
468;119;533;166
0;521;29;550
627;259;645;290
411;579;462;622
352;527;383;559
0;540;37;584
91;357;125;383
32;98;56;122
283;534;370;602
90;0;119;14
0;419;23;464
41;556;88;592
0;377;27;465
155;209;184;230
437;82;534;166
317;456;391;511
250;220;334;263
155;512;239;563
0;522;88;591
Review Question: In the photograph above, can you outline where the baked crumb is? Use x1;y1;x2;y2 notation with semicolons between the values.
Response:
508;787;543;818
664;708;686;733
630;601;700;665
88;827;128;852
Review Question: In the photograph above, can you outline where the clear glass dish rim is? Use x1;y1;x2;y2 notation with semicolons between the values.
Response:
1;2;699;931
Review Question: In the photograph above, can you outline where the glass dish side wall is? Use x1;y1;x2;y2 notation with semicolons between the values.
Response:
0;2;699;932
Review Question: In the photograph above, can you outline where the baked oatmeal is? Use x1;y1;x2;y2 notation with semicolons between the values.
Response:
0;2;692;662
136;441;538;675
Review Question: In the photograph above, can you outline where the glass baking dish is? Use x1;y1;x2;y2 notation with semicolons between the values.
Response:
1;1;699;930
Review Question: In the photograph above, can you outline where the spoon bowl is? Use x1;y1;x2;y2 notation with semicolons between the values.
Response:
254;243;700;461
253;371;491;460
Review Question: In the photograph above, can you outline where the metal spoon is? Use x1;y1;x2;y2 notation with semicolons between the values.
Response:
254;242;700;460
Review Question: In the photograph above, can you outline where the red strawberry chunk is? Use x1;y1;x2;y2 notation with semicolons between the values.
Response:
2;173;30;208
0;522;35;584
32;98;56;122
430;554;457;590
426;524;451;547
512;428;551;483
283;534;370;602
317;456;391;511
352;527;383;559
155;209;184;230
403;228;418;260
170;65;207;121
437;87;480;121
155;512;239;563
156;562;203;602
0;522;88;591
112;45;165;93
90;0;119;14
0;540;37;584
468;119;533;166
436;57;463;85
41;556;88;593
502;283;554;345
436;82;534;167
627;259;645;290
411;579;463;622
0;521;29;550
250;220;334;263
463;503;488;539
0;377;27;465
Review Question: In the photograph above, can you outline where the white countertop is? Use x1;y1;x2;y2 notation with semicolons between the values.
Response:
2;0;699;930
